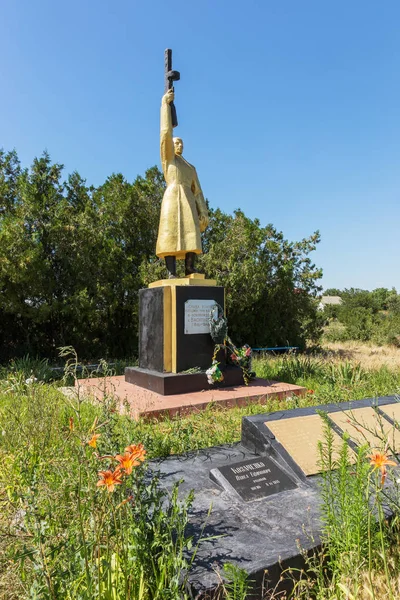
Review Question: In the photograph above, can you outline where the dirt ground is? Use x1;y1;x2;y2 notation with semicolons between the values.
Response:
322;341;400;371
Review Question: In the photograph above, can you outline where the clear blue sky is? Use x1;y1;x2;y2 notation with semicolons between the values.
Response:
1;0;399;292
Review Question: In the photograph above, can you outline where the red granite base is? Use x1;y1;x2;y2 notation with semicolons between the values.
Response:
77;376;306;420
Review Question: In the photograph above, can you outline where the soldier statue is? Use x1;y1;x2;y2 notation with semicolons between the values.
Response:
156;51;209;278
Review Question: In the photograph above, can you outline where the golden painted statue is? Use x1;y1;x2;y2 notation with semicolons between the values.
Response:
156;88;209;278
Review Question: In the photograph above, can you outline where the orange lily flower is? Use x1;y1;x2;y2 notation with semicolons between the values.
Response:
368;451;397;485
115;452;142;475
124;443;146;463
88;433;101;448
96;469;123;492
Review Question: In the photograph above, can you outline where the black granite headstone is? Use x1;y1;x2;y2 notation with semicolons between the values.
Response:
210;455;297;502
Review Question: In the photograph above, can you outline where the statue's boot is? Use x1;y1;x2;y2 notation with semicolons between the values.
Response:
165;256;177;278
185;252;201;276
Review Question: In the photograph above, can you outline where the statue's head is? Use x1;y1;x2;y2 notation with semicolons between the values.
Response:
173;137;183;155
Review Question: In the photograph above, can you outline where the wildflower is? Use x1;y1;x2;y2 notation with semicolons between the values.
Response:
115;451;142;475
25;377;37;385
96;469;123;492
116;495;134;509
124;443;146;463
88;433;101;448
368;451;397;485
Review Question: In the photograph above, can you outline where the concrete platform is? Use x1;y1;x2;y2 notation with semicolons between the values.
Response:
77;375;306;420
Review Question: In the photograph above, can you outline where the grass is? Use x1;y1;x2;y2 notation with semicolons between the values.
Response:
0;380;198;599
322;340;400;371
1;345;400;599
287;417;400;600
255;351;400;407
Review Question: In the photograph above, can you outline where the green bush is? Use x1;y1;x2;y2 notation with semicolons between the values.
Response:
371;313;400;347
0;149;323;361
340;306;375;341
322;321;350;343
321;287;400;345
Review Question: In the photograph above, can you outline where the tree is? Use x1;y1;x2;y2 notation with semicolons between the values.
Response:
0;149;21;215
199;209;323;349
370;288;391;311
0;152;67;357
0;150;323;360
387;289;400;315
323;288;342;296
0;152;164;360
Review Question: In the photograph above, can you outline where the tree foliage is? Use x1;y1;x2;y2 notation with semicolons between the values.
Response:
323;287;400;346
0;149;323;361
200;209;323;348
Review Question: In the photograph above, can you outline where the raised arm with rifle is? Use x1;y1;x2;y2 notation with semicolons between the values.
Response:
156;49;209;278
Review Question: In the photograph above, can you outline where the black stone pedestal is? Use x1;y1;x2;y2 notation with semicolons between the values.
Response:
138;284;225;373
124;281;245;395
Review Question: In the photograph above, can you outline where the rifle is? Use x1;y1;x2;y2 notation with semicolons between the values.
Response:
164;48;180;128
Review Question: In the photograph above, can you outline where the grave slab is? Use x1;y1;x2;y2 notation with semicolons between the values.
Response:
154;443;320;599
155;396;400;598
265;413;356;476
329;406;400;451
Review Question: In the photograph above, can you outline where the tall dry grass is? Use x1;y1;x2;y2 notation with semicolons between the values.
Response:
322;341;400;371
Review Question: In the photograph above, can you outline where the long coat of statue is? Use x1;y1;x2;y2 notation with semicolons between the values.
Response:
156;92;209;260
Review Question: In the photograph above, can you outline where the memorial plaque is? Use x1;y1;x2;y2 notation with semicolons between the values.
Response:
184;299;217;334
329;407;400;451
266;414;356;476
211;456;297;502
